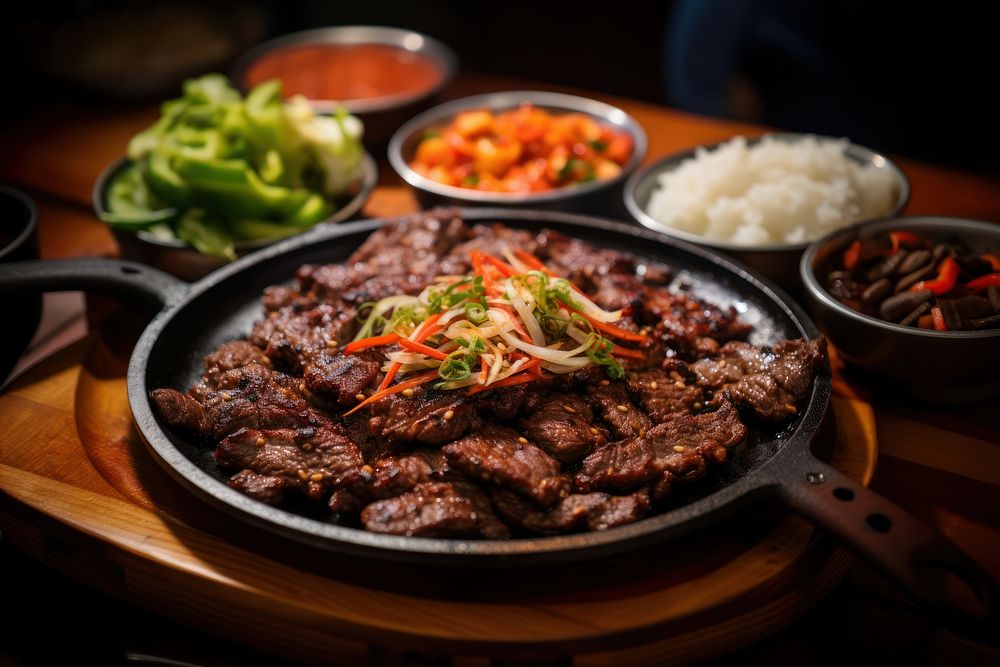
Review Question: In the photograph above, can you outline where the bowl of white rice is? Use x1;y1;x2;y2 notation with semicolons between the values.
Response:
624;133;909;285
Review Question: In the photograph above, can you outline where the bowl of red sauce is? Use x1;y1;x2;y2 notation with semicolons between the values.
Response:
233;26;457;147
388;91;648;216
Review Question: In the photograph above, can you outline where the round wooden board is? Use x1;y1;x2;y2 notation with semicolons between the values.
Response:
0;319;877;665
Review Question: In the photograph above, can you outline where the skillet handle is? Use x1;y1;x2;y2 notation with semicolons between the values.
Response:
0;258;186;311
777;454;996;625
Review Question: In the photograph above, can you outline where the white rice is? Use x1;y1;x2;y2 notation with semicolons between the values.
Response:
644;135;897;246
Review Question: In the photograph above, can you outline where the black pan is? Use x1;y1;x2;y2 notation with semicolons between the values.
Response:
0;208;994;622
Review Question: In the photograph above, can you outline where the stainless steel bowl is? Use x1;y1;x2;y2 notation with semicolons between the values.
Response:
801;216;1000;402
624;133;910;286
388;91;648;217
232;26;458;148
93;153;378;282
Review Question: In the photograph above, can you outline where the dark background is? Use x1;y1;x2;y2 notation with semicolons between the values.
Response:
1;0;995;171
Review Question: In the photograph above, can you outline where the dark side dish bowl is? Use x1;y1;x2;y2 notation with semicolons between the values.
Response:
801;216;1000;401
233;26;458;147
388;91;648;216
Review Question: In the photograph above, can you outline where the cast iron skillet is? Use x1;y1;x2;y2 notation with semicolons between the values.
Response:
0;208;994;622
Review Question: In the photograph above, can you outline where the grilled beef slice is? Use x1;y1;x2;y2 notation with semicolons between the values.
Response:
575;399;747;493
360;481;510;538
150;388;213;438
227;469;286;505
304;353;381;405
690;338;827;421
443;425;571;508
492;488;651;534
583;380;652;440
215;424;363;501
371;388;481;447
519;393;609;463
626;365;705;423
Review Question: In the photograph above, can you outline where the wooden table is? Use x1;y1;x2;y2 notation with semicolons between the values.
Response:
1;74;998;664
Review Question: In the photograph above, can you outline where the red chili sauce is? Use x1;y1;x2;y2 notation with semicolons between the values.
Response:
244;43;444;103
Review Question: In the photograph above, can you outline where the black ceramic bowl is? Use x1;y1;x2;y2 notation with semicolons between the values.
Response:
232;26;457;148
388;91;648;217
93;153;378;282
0;185;41;382
801;216;1000;402
624;134;910;286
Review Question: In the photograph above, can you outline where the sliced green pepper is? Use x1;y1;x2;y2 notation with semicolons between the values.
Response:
102;164;177;229
231;218;305;241
176;210;236;261
284;193;332;227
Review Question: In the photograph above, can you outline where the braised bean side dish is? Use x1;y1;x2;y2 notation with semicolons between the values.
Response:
151;212;826;538
826;230;1000;331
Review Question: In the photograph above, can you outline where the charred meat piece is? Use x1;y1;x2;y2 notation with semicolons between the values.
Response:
304;353;381;405
366;449;452;499
360;481;510;538
371;388;481;447
519;393;609;463
250;303;357;373
150;388;213;438
537;230;671;311
215;424;363;501
584;380;651;440
295;263;372;303
475;376;556;421
203;341;269;380
328;449;452;513
261;285;318;313
227;469;286;505
690;339;827;422
576;399;746;493
443;425;571;508
626;364;704;423
639;288;751;357
347;210;467;282
492;488;651;534
196;365;323;439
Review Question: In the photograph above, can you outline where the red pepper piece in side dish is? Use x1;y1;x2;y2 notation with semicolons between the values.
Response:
965;273;1000;291
843;240;862;270
886;230;924;255
910;257;960;295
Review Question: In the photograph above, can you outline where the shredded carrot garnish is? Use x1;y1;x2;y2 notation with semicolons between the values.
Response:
512;250;551;273
377;361;402;391
467;360;542;394
398;337;448;360
344;332;398;354
612;344;646;360
346;370;440;415
558;298;650;344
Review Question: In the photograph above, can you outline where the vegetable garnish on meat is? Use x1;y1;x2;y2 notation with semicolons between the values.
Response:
343;250;650;411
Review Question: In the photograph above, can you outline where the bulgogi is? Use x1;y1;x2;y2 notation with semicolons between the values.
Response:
151;210;827;538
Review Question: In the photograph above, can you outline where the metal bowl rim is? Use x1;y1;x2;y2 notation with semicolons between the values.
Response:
387;90;649;205
623;132;911;253
800;215;1000;340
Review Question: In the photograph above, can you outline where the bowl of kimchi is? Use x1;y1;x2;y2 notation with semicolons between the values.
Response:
388;91;647;216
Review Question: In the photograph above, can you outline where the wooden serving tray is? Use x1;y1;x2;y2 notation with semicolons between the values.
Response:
0;314;877;665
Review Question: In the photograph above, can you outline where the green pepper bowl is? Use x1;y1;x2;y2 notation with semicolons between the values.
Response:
93;152;378;281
